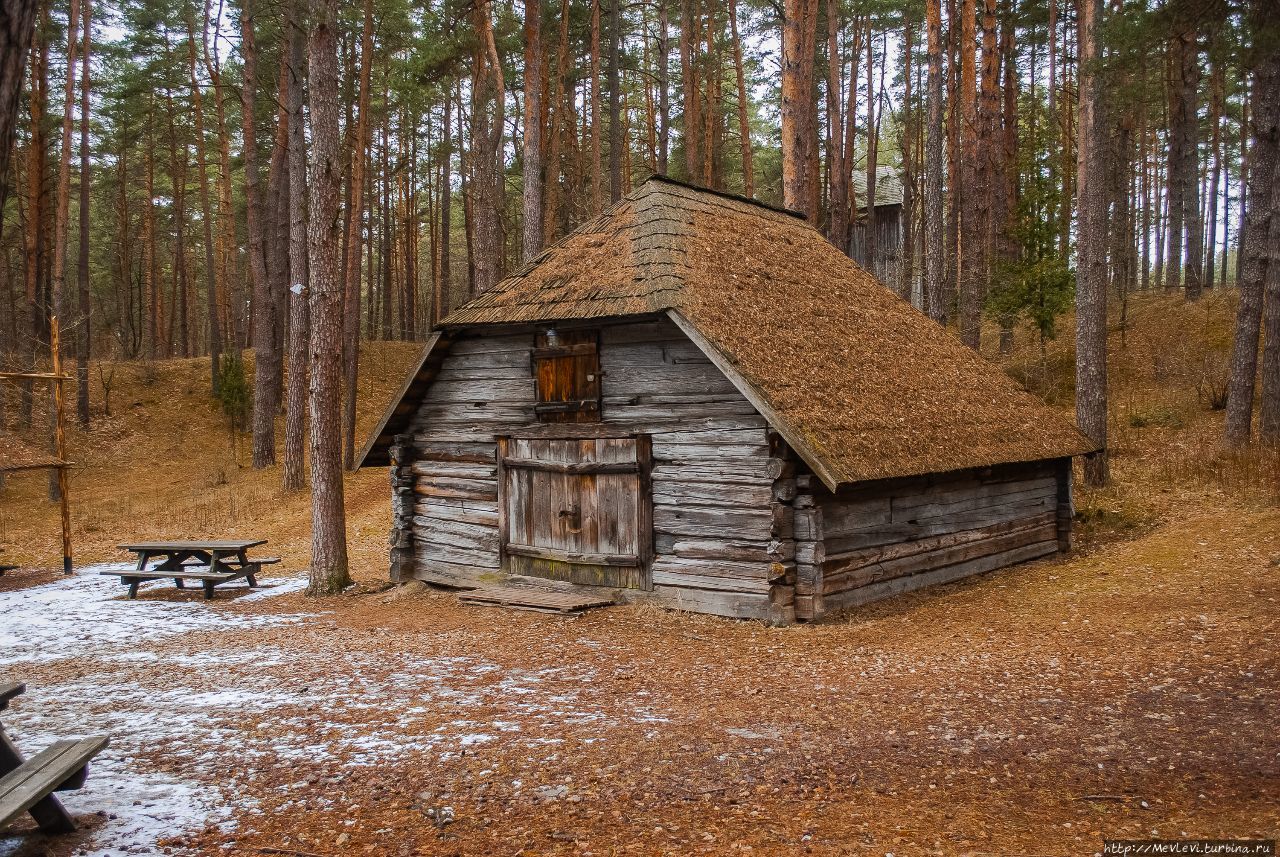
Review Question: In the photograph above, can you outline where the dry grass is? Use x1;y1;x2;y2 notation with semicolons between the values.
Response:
0;343;425;575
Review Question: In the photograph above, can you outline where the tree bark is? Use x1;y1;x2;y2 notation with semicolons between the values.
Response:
781;0;818;220
0;0;37;214
75;0;90;424
1176;25;1204;300
186;6;221;393
679;0;699;182
305;0;350;594
244;0;279;469
471;0;506;294
523;0;544;260
342;0;373;470
282;0;309;491
1224;7;1278;446
824;0;845;244
657;0;669;175
957;0;980;348
1075;0;1109;486
607;0;622;201
923;0;944;323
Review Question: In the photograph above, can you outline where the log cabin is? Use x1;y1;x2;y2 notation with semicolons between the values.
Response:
358;177;1097;624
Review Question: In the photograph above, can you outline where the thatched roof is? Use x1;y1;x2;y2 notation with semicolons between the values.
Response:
368;177;1095;486
0;431;65;473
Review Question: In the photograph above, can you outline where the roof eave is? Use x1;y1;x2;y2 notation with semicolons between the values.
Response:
356;330;449;469
665;309;844;493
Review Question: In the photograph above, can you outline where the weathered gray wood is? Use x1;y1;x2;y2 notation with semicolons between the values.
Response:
415;498;500;526
654;535;794;562
652;481;775;507
823;520;1059;595
626;584;792;624
0;736;109;833
821;540;1059;614
410;461;497;480
653;504;776;539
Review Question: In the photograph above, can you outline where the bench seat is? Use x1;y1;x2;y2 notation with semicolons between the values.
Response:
0;736;109;833
100;569;237;582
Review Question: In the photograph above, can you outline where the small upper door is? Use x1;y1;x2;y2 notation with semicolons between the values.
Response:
498;435;652;590
531;330;602;423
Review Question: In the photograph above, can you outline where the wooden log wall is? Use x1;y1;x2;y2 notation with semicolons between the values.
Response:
807;458;1071;617
405;318;796;623
387;436;417;582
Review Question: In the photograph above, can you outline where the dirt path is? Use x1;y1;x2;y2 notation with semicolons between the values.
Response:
2;501;1276;857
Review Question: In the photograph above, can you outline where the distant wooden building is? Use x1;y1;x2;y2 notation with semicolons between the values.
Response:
849;166;904;288
360;177;1094;624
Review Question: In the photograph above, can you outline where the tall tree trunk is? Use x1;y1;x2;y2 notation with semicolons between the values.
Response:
781;0;818;220
824;0;845;244
923;0;944;322
282;0;309;490
957;0;980;348
679;0;700;182
205;4;240;354
1176;25;1204;300
589;0;603;208
75;0;90;424
438;87;452;315
342;0;373;470
607;0;622;201
0;0;38;214
186;7;221;392
244;0;279;468
657;0;669;175
1075;0;1109;486
47;0;79;498
1205;54;1223;289
523;0;544;260
305;0;350;594
1224;13;1278;445
471;0;506;294
726;0;751;196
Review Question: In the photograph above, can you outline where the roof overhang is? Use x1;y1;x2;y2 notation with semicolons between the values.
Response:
356;331;449;468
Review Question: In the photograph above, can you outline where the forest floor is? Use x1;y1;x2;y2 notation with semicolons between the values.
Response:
0;292;1277;856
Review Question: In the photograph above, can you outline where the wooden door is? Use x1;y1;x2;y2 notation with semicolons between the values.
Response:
498;434;652;589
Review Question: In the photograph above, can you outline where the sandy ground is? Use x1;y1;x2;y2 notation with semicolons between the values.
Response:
1;294;1277;855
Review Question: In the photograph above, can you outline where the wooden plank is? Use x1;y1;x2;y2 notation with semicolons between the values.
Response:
0;683;25;712
118;539;266;551
654;535;794;563
505;542;640;567
459;586;616;613
823;521;1059;595
0;736;109;832
413;482;498;502
501;456;639;474
822;540;1059;614
410;461;497;480
651;555;790;584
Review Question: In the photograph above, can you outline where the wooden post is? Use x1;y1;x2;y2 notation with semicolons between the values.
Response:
51;316;72;574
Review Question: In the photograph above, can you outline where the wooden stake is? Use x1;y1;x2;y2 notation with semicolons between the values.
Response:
51;316;72;574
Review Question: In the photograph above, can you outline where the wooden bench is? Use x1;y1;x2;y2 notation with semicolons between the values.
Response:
0;682;109;835
0;737;110;834
107;540;279;599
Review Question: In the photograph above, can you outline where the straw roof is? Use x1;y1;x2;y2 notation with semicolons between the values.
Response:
391;177;1095;486
0;431;64;473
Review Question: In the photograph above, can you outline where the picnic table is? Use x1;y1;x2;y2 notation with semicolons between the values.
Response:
0;681;109;835
104;539;280;599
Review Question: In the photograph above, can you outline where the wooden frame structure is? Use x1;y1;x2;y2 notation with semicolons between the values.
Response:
0;316;74;574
